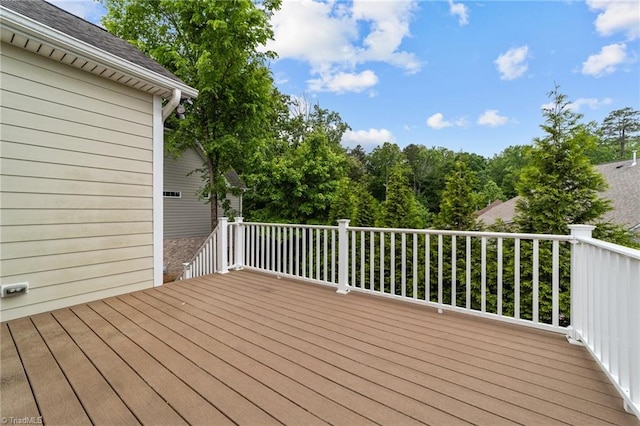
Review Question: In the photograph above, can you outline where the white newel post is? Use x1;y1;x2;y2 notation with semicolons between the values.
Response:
182;262;191;280
337;219;350;294
234;217;245;270
567;224;595;343
217;217;229;274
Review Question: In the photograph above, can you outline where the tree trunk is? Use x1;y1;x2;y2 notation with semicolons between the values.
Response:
207;157;218;231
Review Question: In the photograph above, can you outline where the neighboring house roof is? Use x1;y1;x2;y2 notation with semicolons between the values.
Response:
0;0;197;99
597;158;640;231
477;197;518;225
477;199;504;217
478;158;640;231
224;169;248;190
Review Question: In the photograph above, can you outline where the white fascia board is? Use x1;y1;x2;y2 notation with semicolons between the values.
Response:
0;5;198;98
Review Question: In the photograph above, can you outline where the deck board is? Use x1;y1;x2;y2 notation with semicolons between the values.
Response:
50;308;187;425
9;316;91;425
2;270;638;425
0;323;40;420
30;313;140;425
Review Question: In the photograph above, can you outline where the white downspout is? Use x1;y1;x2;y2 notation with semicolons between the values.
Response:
162;89;181;122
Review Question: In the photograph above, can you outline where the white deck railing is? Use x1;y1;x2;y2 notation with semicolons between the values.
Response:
569;225;640;418
239;220;574;332
179;218;640;418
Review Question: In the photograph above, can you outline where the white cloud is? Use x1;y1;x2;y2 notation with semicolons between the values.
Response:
494;46;530;80
581;43;629;77
570;97;614;111
426;113;452;129
587;0;640;40
448;0;469;26
266;0;421;94
426;112;469;130
308;70;379;94
477;110;508;127
540;97;613;112
342;128;395;149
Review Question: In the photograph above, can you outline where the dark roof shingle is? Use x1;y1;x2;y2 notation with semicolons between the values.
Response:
478;158;640;230
1;0;184;85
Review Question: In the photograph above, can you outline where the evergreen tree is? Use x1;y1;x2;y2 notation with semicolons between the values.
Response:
353;187;379;227
328;178;357;224
436;160;479;231
382;163;423;229
515;87;610;235
601;107;640;160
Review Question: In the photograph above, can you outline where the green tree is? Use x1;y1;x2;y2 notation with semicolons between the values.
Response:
328;178;357;224
366;142;406;201
478;180;504;207
246;130;347;224
515;87;610;235
513;87;611;324
436;160;479;230
403;144;430;198
353;187;380;227
345;145;367;183
601;107;640;159
102;0;281;230
419;147;457;212
382;163;423;229
487;145;529;199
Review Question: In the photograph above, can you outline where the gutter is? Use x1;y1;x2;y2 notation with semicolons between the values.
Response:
162;89;181;122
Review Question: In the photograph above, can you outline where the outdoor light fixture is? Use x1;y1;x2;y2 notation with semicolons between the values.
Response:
175;103;186;120
174;98;192;120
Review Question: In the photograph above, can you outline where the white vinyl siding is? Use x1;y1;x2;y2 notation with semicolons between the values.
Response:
0;42;155;321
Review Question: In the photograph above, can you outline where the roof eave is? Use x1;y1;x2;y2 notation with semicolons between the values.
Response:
0;5;198;99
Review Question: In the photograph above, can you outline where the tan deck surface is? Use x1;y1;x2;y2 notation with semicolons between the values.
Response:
1;270;638;425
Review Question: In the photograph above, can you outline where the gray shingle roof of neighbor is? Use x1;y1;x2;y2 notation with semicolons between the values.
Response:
0;0;184;85
596;158;640;230
224;169;248;190
477;157;640;231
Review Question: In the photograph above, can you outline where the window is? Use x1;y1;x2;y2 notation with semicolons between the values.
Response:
163;191;182;198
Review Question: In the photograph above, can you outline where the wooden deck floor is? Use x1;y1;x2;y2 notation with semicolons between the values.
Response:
2;270;638;425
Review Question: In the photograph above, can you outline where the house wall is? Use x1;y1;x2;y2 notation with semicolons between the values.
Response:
164;148;243;238
0;42;155;321
164;148;211;238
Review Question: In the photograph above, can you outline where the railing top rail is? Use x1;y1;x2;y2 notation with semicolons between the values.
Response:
240;221;571;241
346;226;573;241
242;222;338;231
576;236;640;260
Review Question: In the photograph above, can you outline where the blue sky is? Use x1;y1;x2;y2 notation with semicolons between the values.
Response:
53;0;639;158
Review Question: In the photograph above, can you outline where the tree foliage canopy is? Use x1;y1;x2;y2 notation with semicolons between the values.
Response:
515;87;610;235
436;160;479;230
102;0;282;229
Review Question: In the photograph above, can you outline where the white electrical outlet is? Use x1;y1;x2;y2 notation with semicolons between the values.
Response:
1;282;29;298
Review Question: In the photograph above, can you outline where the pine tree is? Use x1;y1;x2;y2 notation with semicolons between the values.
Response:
353;186;379;227
382;163;423;229
601;107;640;160
513;86;611;323
328;178;357;224
436;160;479;231
515;86;610;235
